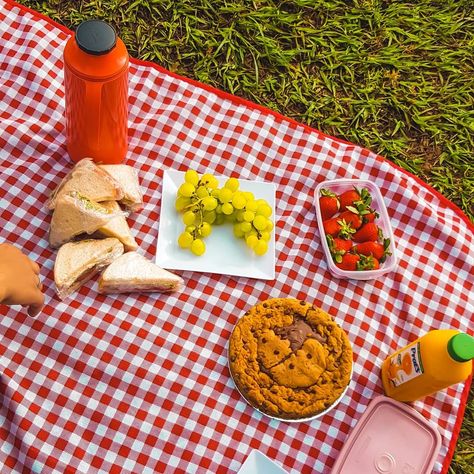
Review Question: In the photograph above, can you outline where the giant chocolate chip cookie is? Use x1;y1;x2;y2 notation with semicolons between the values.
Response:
229;298;352;420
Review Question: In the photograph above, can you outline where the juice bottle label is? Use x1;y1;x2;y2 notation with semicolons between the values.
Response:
386;342;424;387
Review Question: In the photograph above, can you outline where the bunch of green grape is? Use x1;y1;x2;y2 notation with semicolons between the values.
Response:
175;170;273;256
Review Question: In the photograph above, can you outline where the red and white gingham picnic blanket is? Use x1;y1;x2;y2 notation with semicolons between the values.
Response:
1;1;473;473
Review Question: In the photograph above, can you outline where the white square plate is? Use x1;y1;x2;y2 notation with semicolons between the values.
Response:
237;450;288;474
156;169;276;279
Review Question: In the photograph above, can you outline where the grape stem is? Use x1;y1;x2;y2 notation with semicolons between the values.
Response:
182;201;202;211
192;205;204;239
182;180;213;211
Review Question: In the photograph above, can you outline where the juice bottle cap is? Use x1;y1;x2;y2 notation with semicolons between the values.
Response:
75;20;117;56
447;333;474;362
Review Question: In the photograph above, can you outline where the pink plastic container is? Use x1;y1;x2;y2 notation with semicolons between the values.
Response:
314;179;397;280
331;396;441;474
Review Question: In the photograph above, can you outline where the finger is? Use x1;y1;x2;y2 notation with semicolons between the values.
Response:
30;260;41;275
24;274;42;292
27;290;45;317
2;283;43;308
27;305;42;317
26;273;42;291
36;274;42;289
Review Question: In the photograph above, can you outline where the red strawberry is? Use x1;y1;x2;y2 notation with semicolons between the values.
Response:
323;210;363;238
323;218;340;236
357;254;380;270
319;189;340;220
337;210;363;231
332;237;353;253
353;239;391;262
335;253;360;270
353;223;379;243
339;187;371;211
323;218;355;238
352;241;384;259
339;189;361;211
363;210;379;224
327;235;353;263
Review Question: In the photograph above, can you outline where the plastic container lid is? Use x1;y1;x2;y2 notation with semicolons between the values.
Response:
314;179;397;280
331;396;441;474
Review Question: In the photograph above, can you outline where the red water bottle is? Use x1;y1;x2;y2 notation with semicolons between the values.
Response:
63;20;129;164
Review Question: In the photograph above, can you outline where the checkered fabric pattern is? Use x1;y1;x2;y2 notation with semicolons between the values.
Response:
1;1;473;473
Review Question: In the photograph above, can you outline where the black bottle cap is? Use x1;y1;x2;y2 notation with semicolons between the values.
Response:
75;20;117;56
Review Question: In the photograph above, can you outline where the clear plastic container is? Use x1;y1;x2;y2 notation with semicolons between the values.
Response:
331;396;441;474
314;179;397;280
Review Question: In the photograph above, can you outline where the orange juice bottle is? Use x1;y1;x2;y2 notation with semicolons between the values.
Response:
381;329;474;402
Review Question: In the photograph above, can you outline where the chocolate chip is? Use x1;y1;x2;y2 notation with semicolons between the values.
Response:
306;353;312;359
262;338;267;343
300;300;306;306
274;350;279;355
289;364;294;369
263;303;268;308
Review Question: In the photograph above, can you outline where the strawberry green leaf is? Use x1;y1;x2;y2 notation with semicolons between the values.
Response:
320;188;337;198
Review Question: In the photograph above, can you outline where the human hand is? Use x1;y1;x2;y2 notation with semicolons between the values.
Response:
0;243;44;317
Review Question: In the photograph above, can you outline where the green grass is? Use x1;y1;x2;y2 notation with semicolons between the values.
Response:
14;0;474;471
18;0;474;221
450;386;474;474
